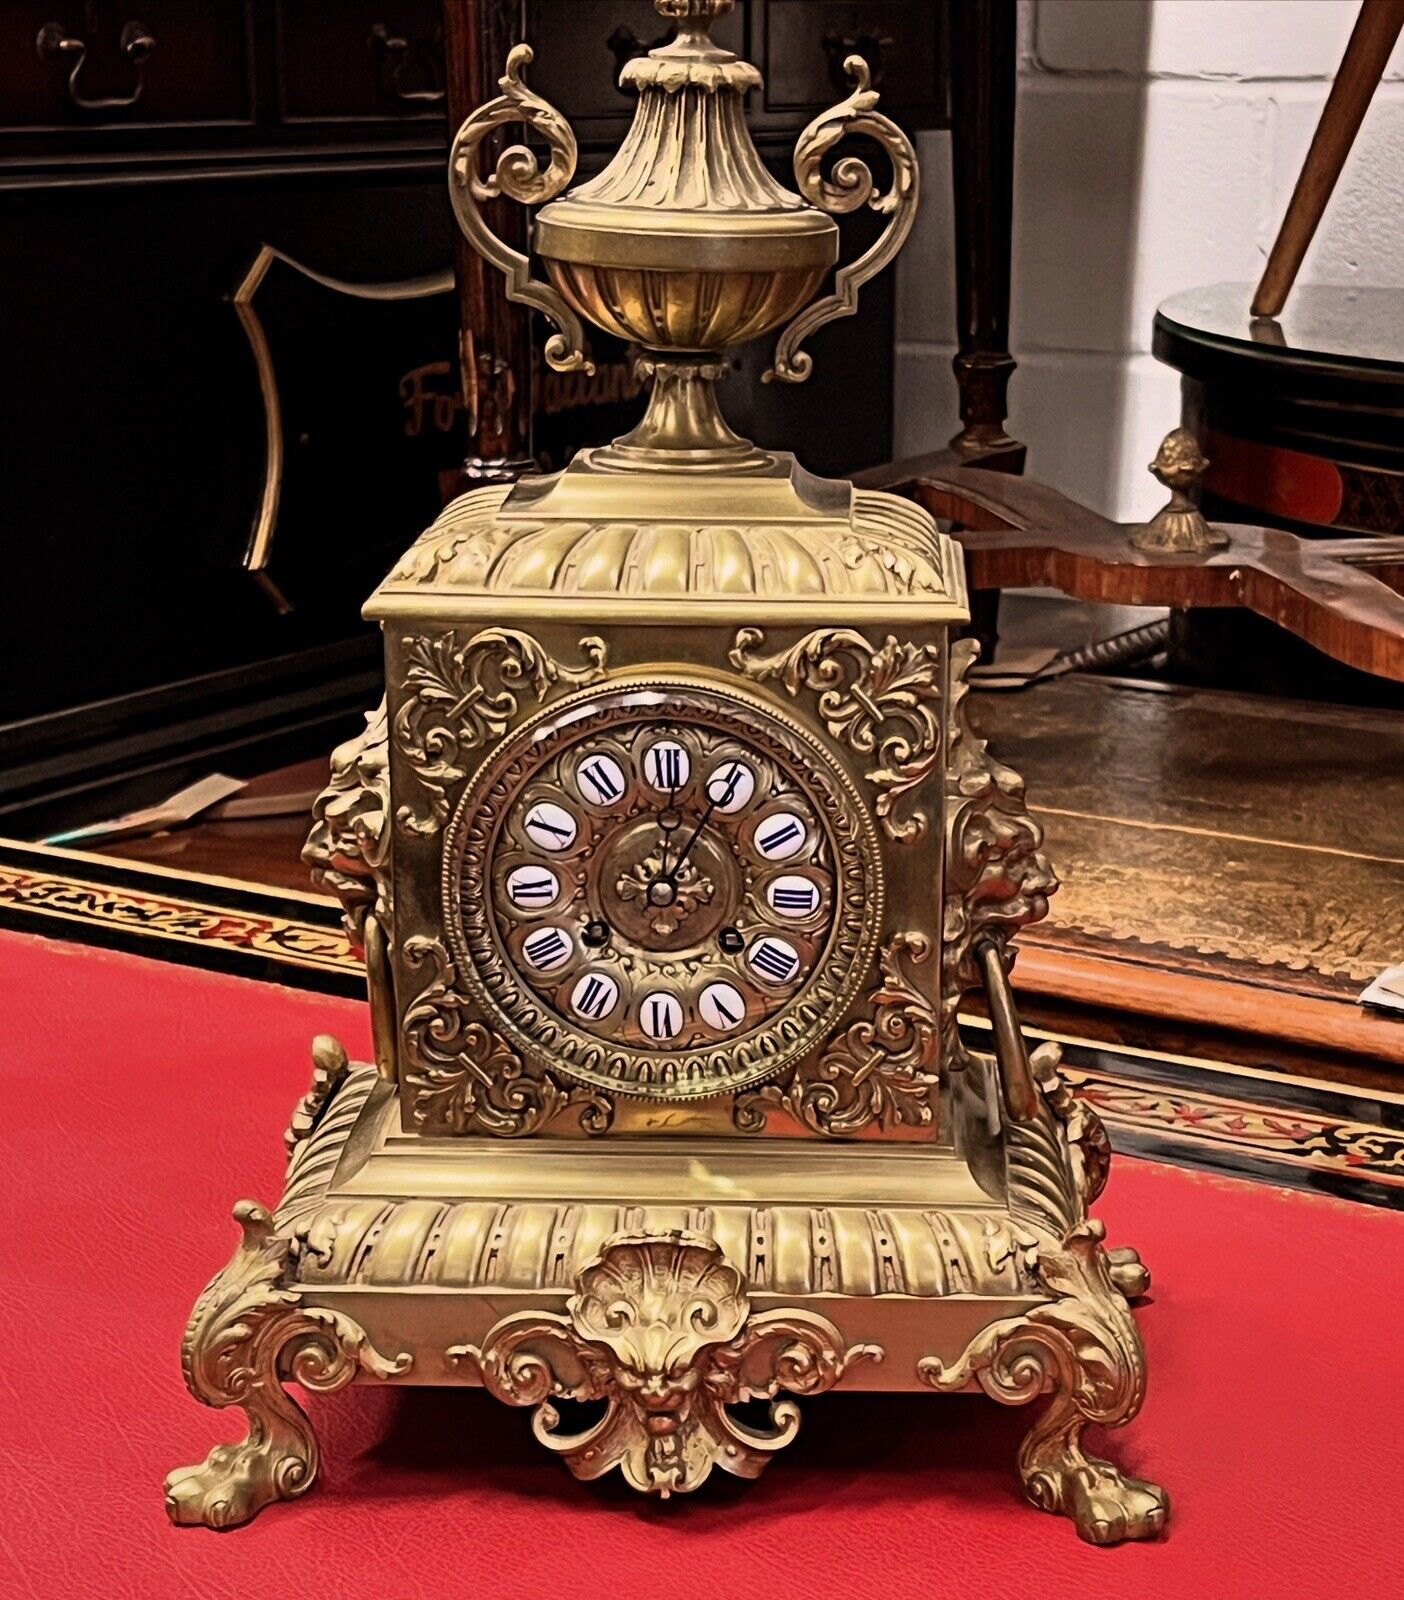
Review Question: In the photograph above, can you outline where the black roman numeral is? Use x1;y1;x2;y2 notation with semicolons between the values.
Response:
649;746;682;789
758;819;801;855
751;940;798;981
524;929;568;966
708;993;739;1025
714;762;744;803
773;886;817;912
580;760;620;801
527;815;571;841
576;976;611;1018
510;877;556;904
649;998;679;1038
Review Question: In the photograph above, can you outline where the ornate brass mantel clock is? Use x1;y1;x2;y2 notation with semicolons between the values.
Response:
166;0;1166;1545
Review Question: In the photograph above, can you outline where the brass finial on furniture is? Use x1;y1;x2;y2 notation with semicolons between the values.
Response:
1130;428;1228;555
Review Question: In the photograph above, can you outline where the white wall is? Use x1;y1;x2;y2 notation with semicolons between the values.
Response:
894;0;1404;520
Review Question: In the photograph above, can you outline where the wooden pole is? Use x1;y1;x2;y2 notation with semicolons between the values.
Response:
441;0;536;480
1251;0;1404;318
948;0;1020;455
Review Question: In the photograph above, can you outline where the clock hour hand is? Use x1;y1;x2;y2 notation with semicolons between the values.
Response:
656;782;680;877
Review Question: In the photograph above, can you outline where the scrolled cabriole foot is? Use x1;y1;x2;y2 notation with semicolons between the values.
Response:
919;1221;1167;1545
1021;1430;1167;1546
165;1200;411;1530
164;1421;313;1532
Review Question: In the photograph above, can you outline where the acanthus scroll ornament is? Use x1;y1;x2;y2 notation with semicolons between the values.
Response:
451;1230;881;1496
730;626;942;842
164;1201;411;1531
394;628;608;834
734;931;939;1137
401;935;614;1138
765;56;919;384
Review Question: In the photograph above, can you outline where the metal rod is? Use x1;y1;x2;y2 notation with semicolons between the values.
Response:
976;938;1041;1123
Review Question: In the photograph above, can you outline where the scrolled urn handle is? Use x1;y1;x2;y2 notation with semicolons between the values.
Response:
447;44;594;375
765;56;919;385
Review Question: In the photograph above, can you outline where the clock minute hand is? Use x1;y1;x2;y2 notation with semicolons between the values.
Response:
665;803;714;885
665;762;742;884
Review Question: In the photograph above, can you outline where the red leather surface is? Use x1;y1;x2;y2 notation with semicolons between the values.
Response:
3;926;1402;1598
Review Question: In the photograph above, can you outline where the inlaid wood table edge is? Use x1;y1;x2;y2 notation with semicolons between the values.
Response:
856;457;1404;683
3;835;1399;1210
1014;938;1404;1066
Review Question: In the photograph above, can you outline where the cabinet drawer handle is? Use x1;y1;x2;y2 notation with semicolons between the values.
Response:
368;21;445;105
36;18;155;111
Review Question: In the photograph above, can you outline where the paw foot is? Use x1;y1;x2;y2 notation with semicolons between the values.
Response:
164;1439;313;1530
1026;1458;1167;1545
1107;1246;1150;1300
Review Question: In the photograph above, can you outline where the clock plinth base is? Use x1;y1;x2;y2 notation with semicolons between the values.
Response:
167;1046;1164;1541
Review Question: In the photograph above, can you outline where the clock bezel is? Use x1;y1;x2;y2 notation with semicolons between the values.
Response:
441;671;886;1100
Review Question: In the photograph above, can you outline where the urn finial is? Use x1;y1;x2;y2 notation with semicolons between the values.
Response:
448;2;921;464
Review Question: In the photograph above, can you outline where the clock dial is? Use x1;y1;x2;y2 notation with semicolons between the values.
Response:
448;679;883;1099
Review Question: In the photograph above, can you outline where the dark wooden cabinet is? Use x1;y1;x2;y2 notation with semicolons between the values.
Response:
760;1;943;122
0;1;959;835
5;3;255;134
275;2;447;123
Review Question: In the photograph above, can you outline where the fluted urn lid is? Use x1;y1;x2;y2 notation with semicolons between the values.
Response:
533;0;838;273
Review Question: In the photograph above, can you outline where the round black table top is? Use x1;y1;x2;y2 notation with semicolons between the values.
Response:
1154;282;1404;391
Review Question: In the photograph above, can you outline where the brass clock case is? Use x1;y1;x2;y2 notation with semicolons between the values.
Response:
166;0;1165;1545
441;673;885;1099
